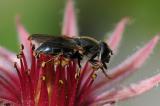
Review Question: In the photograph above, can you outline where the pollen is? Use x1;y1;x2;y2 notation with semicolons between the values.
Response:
92;65;99;71
33;51;37;56
41;76;46;81
75;71;80;79
41;62;46;68
61;58;70;67
92;73;97;80
92;62;103;71
54;60;61;65
59;80;64;85
26;69;31;76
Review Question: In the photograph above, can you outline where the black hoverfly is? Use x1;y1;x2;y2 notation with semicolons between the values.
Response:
29;34;113;77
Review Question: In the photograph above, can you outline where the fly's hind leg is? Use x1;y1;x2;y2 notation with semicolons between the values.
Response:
71;51;83;68
100;67;111;79
70;51;83;78
89;53;111;79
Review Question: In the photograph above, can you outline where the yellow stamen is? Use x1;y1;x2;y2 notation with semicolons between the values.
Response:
92;62;103;71
92;74;97;80
33;51;37;56
75;71;81;79
41;76;46;81
41;62;46;68
54;60;60;65
92;65;99;70
61;58;70;67
59;80;64;85
26;69;30;76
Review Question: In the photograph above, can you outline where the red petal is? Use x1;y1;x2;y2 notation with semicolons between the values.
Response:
38;80;49;106
62;0;78;37
107;17;129;53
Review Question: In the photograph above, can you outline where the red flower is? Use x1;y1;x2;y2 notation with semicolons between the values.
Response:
0;0;160;106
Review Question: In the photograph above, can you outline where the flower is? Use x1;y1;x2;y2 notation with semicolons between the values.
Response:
0;0;160;106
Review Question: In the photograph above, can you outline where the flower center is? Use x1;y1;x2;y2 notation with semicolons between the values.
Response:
14;44;99;106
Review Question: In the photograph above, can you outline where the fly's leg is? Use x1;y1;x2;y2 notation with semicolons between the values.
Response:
89;52;111;79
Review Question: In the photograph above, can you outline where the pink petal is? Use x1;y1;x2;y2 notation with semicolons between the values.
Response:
90;103;115;106
110;35;159;79
0;47;20;91
0;66;19;88
93;73;160;104
62;0;78;37
92;35;159;92
0;100;19;106
0;79;20;104
0;46;18;71
107;17;129;53
0;96;19;105
0;46;16;63
15;16;31;65
0;57;15;73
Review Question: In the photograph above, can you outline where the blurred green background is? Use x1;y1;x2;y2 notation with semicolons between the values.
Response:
0;0;160;106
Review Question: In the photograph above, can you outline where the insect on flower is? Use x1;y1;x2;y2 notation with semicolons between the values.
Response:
29;34;113;78
0;0;160;105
